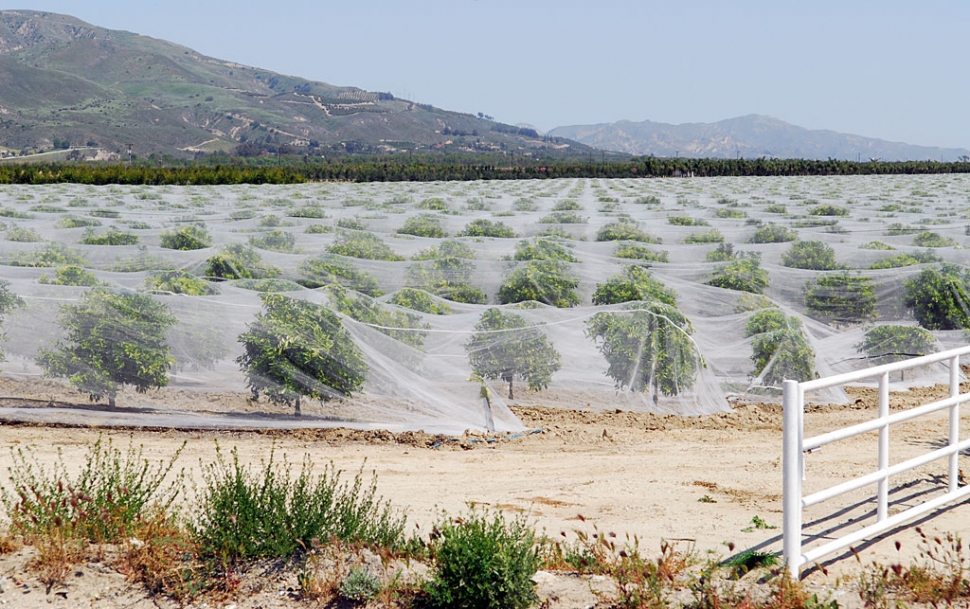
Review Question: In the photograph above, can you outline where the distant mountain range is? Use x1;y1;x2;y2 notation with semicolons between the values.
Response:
548;115;970;162
0;10;592;160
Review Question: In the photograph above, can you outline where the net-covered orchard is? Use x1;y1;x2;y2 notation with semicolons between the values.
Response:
0;174;968;433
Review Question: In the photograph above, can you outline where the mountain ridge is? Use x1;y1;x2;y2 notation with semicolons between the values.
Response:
548;114;970;162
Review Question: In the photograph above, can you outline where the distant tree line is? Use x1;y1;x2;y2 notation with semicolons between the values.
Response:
1;157;968;185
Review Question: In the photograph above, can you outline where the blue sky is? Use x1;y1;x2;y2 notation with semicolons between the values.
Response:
12;1;970;149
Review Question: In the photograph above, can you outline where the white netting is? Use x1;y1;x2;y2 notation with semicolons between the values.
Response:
0;174;968;433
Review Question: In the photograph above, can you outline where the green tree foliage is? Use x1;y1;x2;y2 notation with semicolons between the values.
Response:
248;230;296;252
324;285;430;349
397;215;448;238
807;204;849;216
168;323;230;373
5;227;43;242
682;230;725;244
705;242;737;262
159;224;212;250
904;264;970;330
236;293;367;415
7;243;87;268
511;238;578;263
749;223;798;244
667;216;708;226
592;265;676;306
0;281;24;365
387;288;451;315
868;250;941;270
144;270;219;295
497;260;580;308
586;302;701;404
299;255;383;296
614;243;669;262
912;231;956;248
595;221;660;243
744;308;815;386
465;308;561;399
458;219;517;238
38;265;100;287
804;273;877;324
860;241;895;251
81;229;139;246
781;240;843;270
37;289;176;407
327;231;404;261
855;325;936;366
407;240;486;304
707;257;770;294
205;244;282;280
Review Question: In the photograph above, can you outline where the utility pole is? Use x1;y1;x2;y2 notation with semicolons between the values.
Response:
126;143;132;167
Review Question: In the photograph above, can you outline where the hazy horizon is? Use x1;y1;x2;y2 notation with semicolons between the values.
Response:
8;1;970;149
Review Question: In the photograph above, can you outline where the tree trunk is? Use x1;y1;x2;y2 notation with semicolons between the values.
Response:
109;394;116;409
294;395;302;417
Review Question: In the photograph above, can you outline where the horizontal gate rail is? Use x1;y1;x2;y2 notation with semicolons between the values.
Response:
783;345;970;578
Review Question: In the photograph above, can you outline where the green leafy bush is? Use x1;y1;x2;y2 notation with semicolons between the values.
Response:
328;231;404;261
667;216;708;226
0;281;25;364
305;223;333;234
397;215;448;238
498;260;580;308
248;230;297;252
193;447;404;563
5;227;43;242
205;244;282;280
458;219;517;238
856;325;936;365
707;258;770;294
144;270;219;295
37;289;176;407
592;265;676;306
595;221;660;243
805;273;877;324
56;216;102;229
512;238;578;262
869;250;941;270
7;243;88;268
324;285;430;349
860;241;895;250
465;308;561;399
781;240;843;270
406;241;485;304
682;230;725;244
287;205;328;219
237;293;368;414
425;508;539;609
417;197;449;211
39;265;100;287
298;255;383;296
336;217;366;231
387;287;451;315
538;211;587;224
912;231;956;248
749;223;797;244
159;224;212;250
552;199;583;211
705;242;738;262
614;244;669;263
808;204;849;216
714;209;746;219
904;265;970;330
81;229;139;245
745;308;816;385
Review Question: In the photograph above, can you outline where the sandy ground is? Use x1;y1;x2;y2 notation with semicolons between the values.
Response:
0;382;967;607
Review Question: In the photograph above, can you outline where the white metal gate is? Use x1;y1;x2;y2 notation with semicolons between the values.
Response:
782;346;970;578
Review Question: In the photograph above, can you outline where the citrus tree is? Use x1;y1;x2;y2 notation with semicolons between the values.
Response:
37;289;177;407
804;272;876;324
592;265;676;306
0;281;24;365
904;264;970;330
744;308;815;386
585;302;701;405
856;325;936;366
465;308;561;399
497;260;580;308
706;257;770;294
237;293;367;415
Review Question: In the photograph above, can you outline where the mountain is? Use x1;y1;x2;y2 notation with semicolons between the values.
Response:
548;115;970;162
0;10;589;160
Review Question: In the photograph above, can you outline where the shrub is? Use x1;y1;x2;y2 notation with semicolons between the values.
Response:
38;265;99;287
5;227;43;242
387;288;451;315
869;250;941;270
595;221;659;243
912;231;956;248
805;273;877;324
886;222;919;236
205;244;282;280
593;265;676;306
159;224;212;250
287;205;328;219
707;258;770;294
248;230;297;252
749;223;797;244
328;231;404;261
538;211;587;224
745;308;816;385
512;238;578;262
498;260;580;308
56;216;102;229
7;243;87;268
705;242;737;262
904;265;970;330
336;217;366;231
80;229;139;246
458;219;517;238
714;209;746;219
418;197;449;211
860;240;895;250
808;204;849;216
856;325;937;366
781;240;843;270
552;199;583;211
299;255;383;296
425;508;539;609
614;244;669;263
398;215;448;238
192;447;405;563
305;223;333;234
682;230;725;244
144;270;219;295
37;289;177;408
667;216;708;226
764;204;787;214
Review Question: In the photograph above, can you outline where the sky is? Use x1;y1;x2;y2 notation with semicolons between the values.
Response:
11;1;970;149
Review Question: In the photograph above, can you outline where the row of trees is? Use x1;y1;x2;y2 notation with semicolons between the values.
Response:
2;157;969;185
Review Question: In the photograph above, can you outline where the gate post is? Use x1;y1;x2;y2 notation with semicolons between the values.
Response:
783;379;802;578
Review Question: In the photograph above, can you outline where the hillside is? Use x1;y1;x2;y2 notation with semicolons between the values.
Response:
0;10;588;160
548;114;970;162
